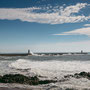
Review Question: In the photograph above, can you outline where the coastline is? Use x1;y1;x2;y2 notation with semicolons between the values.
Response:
0;55;90;90
0;52;88;56
0;72;90;90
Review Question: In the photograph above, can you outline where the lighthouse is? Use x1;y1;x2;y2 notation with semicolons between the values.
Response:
81;50;83;54
27;50;32;55
28;50;30;55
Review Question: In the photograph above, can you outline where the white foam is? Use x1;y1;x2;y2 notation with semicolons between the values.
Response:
9;59;90;79
9;59;31;70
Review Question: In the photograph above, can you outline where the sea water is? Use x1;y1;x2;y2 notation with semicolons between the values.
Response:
0;55;90;89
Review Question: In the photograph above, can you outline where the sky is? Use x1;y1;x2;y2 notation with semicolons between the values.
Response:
0;0;90;53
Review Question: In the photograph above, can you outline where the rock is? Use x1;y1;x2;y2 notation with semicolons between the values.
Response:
79;72;88;76
74;72;90;79
0;74;57;85
39;80;56;84
65;88;76;90
63;72;90;80
64;75;74;78
0;74;39;85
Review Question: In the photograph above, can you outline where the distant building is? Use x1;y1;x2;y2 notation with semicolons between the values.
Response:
28;50;32;55
81;50;83;54
28;50;30;54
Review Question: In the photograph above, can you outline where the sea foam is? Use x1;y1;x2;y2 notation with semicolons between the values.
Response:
9;59;90;79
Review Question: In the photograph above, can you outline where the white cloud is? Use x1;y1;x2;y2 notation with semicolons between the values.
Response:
54;27;90;36
60;3;87;16
84;24;90;27
0;3;90;24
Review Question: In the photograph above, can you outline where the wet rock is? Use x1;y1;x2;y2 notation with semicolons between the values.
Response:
64;72;90;80
78;72;88;76
65;88;77;90
64;75;74;78
0;74;57;85
39;80;56;84
0;74;39;85
74;72;90;79
0;75;2;81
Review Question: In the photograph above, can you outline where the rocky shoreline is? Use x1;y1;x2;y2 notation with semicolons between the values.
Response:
64;71;90;80
0;72;90;90
0;74;57;85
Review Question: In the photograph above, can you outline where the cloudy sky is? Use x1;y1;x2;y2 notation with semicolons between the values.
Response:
0;0;90;53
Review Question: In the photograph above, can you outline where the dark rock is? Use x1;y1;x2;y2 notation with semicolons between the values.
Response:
39;80;56;84
79;72;88;76
74;72;90;79
64;75;73;78
0;75;2;81
0;74;57;85
0;74;39;85
63;72;90;80
65;88;76;90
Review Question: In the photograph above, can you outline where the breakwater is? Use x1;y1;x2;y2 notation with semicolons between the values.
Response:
0;53;29;56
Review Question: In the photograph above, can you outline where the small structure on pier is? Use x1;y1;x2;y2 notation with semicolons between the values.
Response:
71;50;88;55
81;50;83;54
28;50;30;54
28;50;32;55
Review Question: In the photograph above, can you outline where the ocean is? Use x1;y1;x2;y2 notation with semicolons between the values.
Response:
0;54;90;89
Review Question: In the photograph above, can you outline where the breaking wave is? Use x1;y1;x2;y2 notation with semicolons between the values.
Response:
9;59;90;79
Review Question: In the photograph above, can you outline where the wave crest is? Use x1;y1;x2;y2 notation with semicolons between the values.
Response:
9;59;31;70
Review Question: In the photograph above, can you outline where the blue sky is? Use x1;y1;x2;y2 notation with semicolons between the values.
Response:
0;0;90;52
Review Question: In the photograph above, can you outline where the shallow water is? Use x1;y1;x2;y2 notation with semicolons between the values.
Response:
0;55;90;89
